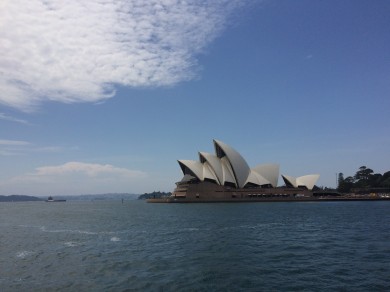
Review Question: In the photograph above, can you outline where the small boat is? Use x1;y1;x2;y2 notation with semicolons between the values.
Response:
45;196;66;202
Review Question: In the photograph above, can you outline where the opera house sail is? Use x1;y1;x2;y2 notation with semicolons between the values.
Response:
155;139;320;202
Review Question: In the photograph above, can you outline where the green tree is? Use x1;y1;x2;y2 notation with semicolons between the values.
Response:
380;171;390;187
354;166;373;187
338;167;390;193
338;175;354;193
368;173;382;187
338;173;344;188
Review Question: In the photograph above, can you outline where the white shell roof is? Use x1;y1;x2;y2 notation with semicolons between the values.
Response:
296;174;320;190
203;162;219;182
180;174;195;183
282;174;320;190
246;170;271;186
199;152;223;185
281;174;297;188
252;164;279;187
178;160;204;181
221;156;237;185
213;139;250;188
177;139;319;190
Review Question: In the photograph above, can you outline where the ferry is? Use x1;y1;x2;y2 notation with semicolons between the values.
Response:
45;196;66;202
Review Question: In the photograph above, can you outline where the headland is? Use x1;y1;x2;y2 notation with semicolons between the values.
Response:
147;139;390;203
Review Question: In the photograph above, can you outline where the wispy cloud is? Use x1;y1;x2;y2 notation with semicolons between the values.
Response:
33;162;145;178
0;113;29;124
0;139;31;146
0;0;243;111
0;139;76;156
0;161;148;195
0;139;30;156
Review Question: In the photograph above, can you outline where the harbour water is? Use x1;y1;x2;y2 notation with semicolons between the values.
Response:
1;200;390;291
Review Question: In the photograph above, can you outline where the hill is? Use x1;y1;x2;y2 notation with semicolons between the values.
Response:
0;195;42;202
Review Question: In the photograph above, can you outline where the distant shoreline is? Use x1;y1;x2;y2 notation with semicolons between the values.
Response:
0;193;138;202
0;195;42;202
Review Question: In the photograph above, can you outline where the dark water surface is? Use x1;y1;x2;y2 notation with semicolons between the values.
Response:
1;200;390;291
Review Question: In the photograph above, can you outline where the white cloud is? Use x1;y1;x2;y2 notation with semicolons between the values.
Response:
0;139;30;146
0;139;78;156
0;161;148;195
0;113;29;124
0;0;243;111
33;161;145;178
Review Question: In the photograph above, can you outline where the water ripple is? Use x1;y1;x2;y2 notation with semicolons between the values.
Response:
1;201;390;291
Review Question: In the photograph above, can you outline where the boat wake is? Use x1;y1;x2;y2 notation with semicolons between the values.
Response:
16;250;35;259
64;241;82;247
40;226;98;235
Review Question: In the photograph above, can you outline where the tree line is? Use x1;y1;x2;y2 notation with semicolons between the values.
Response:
338;166;390;193
138;191;172;200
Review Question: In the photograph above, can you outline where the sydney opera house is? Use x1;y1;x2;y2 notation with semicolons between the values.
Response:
159;139;320;202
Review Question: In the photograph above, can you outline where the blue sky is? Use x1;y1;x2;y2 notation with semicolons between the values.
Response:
1;0;389;195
